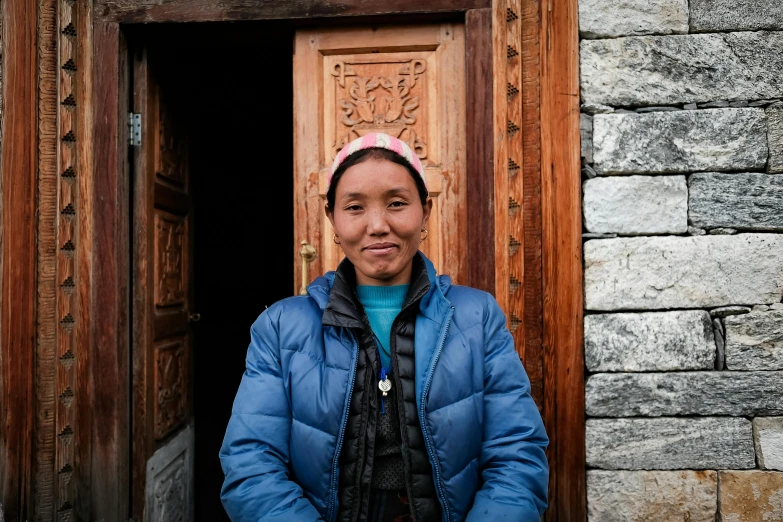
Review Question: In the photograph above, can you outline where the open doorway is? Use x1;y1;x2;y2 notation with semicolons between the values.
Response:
129;22;295;521
189;31;294;521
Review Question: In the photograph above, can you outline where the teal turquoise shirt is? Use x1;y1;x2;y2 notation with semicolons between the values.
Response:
356;284;409;370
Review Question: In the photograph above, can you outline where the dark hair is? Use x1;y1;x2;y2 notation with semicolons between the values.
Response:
326;148;428;211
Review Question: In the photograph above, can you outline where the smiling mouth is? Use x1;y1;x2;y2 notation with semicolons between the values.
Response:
364;243;396;252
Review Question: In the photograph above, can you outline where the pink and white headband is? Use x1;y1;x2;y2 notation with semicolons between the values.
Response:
328;133;427;193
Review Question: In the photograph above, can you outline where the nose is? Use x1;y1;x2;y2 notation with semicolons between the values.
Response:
366;207;390;236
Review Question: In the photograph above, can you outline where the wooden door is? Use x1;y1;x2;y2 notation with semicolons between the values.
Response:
131;47;195;521
293;24;466;291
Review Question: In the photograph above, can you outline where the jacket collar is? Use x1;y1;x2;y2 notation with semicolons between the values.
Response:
309;252;450;328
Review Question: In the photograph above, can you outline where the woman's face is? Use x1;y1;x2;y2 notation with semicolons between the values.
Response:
327;158;432;286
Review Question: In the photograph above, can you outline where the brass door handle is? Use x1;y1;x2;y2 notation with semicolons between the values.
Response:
299;240;317;295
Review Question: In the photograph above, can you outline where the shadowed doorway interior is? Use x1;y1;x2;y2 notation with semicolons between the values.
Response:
190;27;294;521
130;22;295;521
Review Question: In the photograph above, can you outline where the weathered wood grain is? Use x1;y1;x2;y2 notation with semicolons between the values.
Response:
74;0;95;519
97;0;490;23
540;0;585;520
0;0;38;518
131;46;152;520
90;21;130;522
520;0;544;410
466;9;495;295
35;0;59;517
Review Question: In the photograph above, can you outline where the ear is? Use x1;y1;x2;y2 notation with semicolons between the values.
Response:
325;203;337;230
422;198;433;229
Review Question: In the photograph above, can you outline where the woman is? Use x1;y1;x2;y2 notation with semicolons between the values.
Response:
220;133;549;522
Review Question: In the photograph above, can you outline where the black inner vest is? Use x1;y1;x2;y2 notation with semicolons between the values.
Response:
322;255;442;522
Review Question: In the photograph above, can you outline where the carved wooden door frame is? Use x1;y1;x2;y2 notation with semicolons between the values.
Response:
0;0;583;520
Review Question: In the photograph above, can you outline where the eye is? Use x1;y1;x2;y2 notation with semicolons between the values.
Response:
344;204;363;212
389;200;407;208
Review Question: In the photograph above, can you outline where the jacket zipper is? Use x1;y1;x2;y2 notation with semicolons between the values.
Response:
420;306;455;522
327;329;360;522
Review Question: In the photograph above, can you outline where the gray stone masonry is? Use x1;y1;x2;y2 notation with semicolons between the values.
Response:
768;102;783;173
690;0;783;32
585;311;714;372
587;471;717;522
578;0;688;39
584;234;783;310
718;471;783;521
724;310;783;370
583;176;687;235
585;371;783;417
689;173;783;232
581;32;783;106
592;109;767;175
754;417;783;471
587;417;755;470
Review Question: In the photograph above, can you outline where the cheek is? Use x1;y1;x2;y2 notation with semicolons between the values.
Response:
393;212;424;237
332;213;358;238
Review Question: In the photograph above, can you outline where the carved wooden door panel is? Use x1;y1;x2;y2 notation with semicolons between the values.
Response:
131;48;194;522
293;24;466;292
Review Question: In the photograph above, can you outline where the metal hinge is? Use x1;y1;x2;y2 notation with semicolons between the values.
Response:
128;112;142;146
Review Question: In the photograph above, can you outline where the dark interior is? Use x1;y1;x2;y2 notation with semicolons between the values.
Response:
139;22;296;521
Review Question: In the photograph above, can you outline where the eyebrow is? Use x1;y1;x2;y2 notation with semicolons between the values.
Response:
340;187;411;200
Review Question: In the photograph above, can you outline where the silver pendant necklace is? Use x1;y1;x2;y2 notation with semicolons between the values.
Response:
378;367;392;396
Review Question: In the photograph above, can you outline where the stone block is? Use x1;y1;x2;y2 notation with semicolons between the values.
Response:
592;109;767;174
583;176;687;234
719;471;783;521
584;311;714;372
725;310;783;370
579;0;688;38
689;173;783;231
586;371;783;417
581;32;783;107
755;417;783;471
587;470;717;522
584;234;783;311
586;417;755;470
690;0;783;32
769;103;783;173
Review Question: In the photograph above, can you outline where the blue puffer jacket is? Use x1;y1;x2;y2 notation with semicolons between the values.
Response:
220;254;549;521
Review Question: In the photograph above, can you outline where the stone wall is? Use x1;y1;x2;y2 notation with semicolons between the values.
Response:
579;1;783;519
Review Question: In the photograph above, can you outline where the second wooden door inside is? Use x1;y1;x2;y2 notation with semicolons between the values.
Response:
132;47;195;521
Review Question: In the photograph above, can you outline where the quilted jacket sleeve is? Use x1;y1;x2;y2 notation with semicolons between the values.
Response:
465;294;549;521
220;311;324;522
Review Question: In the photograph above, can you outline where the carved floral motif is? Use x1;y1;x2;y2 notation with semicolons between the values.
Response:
152;453;186;522
154;340;187;440
158;94;187;184
331;59;428;159
155;212;186;307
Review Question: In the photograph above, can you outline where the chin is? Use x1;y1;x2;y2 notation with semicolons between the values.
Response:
359;263;401;283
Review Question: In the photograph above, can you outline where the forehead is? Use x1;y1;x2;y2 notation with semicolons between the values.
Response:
337;158;417;196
